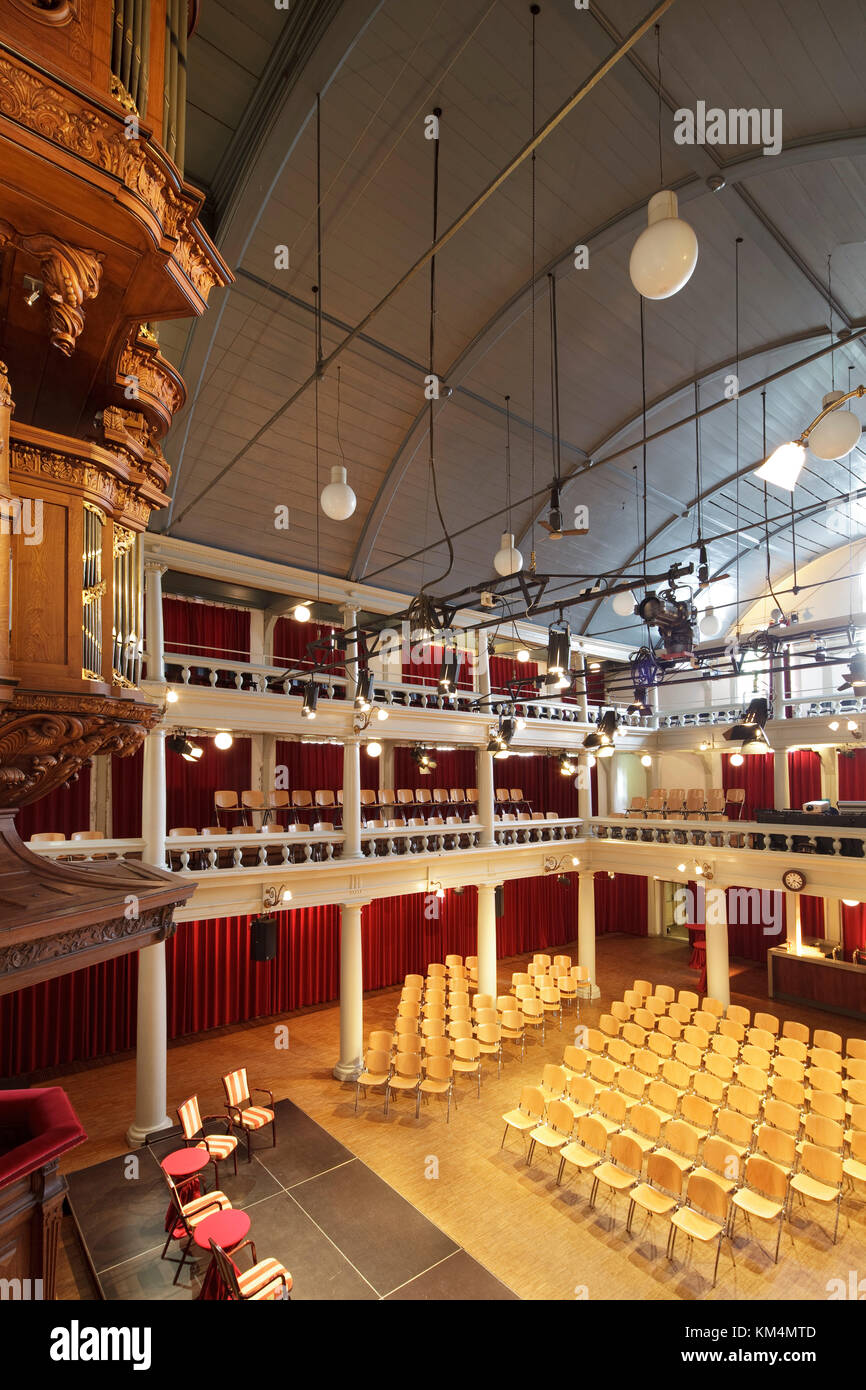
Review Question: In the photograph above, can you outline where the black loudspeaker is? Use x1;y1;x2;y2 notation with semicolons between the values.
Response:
494;885;504;919
250;915;277;962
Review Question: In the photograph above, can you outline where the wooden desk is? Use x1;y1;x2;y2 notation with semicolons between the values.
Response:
768;947;866;1023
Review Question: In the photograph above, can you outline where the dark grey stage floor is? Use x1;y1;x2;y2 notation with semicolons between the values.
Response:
66;1098;518;1301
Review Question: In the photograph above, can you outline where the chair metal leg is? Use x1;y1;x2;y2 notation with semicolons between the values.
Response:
589;1177;599;1208
774;1212;782;1264
527;1138;536;1167
833;1194;841;1244
501;1123;509;1150
667;1225;676;1261
713;1232;722;1287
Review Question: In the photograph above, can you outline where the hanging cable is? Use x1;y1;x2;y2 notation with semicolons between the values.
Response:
504;394;513;533
655;22;663;188
694;379;702;543
761;388;786;620
529;3;539;568
828;252;835;391
420;107;454;595
639;295;649;649
548;273;562;489
734;236;742;633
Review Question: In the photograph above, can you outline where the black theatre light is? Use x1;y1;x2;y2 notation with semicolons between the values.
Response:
723;697;771;754
547;622;571;676
166;734;203;762
411;745;437;773
354;668;374;711
301;680;319;719
438;653;461;693
839;653;866;693
583;731;601;751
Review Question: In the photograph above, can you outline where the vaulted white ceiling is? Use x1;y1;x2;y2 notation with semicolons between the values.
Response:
155;0;866;649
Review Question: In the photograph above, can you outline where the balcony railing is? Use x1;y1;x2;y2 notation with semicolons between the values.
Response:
590;816;866;859
155;650;650;728
657;693;866;729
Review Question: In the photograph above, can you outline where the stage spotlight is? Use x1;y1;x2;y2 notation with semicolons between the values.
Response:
354;669;374;711
301;680;319;719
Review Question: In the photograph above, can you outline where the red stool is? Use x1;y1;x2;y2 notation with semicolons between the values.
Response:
195;1208;251;1300
161;1147;210;1235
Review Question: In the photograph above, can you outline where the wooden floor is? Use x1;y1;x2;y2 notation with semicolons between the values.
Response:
47;934;866;1302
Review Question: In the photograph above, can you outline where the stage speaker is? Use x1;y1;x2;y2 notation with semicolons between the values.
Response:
494;885;504;919
250;915;277;962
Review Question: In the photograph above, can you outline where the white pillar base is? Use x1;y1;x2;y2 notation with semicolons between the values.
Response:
581;983;601;1001
125;1115;173;1149
333;1060;362;1082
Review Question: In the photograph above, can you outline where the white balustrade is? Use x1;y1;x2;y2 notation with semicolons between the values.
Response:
589;816;865;859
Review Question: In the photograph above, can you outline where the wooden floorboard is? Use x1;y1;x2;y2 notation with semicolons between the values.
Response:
35;934;866;1301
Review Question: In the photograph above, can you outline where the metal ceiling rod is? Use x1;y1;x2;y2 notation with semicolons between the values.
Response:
169;0;677;530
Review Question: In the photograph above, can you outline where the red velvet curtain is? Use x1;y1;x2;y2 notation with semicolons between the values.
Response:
502;876;578;953
16;766;92;840
274;741;344;820
112;744;143;840
402;641;474;691
721;752;774;820
799;895;825;939
489;654;539;697
585;667;606;706
788;750;822;810
725;886;784;962
0;954;138;1075
838;748;866;800
841;901;866;958
273;618;344;677
391;747;476;792
166;736;252;832
590;760;598;816
161;598;251;687
494;755;579;817
362;889;480;989
594;872;648;936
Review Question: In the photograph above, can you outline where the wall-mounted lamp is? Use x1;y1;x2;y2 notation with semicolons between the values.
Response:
262;885;293;910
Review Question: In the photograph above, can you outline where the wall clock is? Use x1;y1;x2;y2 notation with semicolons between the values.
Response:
782;869;806;892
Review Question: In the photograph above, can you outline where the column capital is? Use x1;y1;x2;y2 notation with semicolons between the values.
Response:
340;898;371;911
144;560;168;578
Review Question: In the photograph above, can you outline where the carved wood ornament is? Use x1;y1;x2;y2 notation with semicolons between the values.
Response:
0;218;103;354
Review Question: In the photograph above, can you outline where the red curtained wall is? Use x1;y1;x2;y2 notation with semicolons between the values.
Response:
402;641;474;691
489;654;539;697
0;874;590;1076
161;598;251;688
594;873;648;936
273;617;344;676
16;765;92;840
841;901;866;958
725;886;785;962
722;752;774;821
838;748;866;801
788;750;822;810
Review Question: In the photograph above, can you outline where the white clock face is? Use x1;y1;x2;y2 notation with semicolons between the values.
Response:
784;870;805;892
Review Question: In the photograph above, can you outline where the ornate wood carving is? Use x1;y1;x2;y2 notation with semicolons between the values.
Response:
7;1;78;27
0;692;160;808
115;330;185;435
0;360;12;409
0;903;175;978
0;47;231;306
0;219;103;355
11;424;169;526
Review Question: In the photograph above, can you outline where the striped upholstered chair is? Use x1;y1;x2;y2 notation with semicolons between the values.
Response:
221;1068;276;1162
177;1094;239;1178
161;1171;233;1285
209;1238;292;1300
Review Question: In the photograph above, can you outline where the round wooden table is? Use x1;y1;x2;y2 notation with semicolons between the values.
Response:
195;1207;251;1300
161;1148;211;1234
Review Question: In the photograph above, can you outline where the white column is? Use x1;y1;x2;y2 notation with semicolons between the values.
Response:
771;655;785;721
773;750;789;812
249;734;264;816
379;739;394;793
577;752;592;822
577;871;600;998
127;726;170;1146
647;877;664;937
648;684;659;730
785;891;800;947
577;655;589;722
144;560;167;683
477;882;497;998
262;734;277;801
342;604;359;703
249;608;265;665
477;748;495;847
824;898;843;948
595;756;610;818
705;887;730;1006
342;735;362;859
334;902;364;1080
477;634;491;701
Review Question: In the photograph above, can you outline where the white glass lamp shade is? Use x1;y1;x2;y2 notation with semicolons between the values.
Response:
754;440;806;491
493;531;523;577
214;732;233;750
320;465;357;520
293;603;311;623
517;647;530;663
629;191;698;300
807;391;862;461
366;741;382;758
612;589;636;617
699;606;720;637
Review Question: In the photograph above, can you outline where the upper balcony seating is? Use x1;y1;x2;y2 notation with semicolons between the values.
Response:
614;788;743;822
